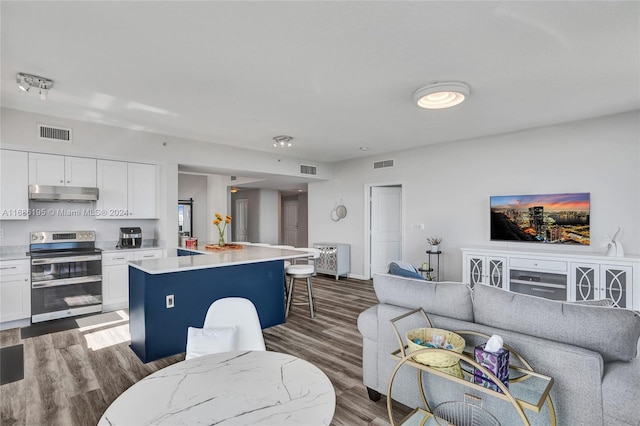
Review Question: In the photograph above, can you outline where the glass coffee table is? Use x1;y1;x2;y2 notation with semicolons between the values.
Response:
388;309;555;426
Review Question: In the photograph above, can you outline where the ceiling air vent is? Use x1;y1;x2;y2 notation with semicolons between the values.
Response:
300;164;317;175
373;159;394;169
38;124;72;143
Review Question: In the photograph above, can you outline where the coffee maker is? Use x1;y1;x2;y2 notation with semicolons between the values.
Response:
119;227;142;249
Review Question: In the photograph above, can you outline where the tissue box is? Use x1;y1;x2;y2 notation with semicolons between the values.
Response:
473;343;509;393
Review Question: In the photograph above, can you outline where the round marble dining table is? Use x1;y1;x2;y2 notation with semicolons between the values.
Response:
98;350;336;425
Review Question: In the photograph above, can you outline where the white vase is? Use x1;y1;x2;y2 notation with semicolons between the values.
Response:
431;245;440;253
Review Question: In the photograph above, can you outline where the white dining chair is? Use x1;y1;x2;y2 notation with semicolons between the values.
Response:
185;297;266;360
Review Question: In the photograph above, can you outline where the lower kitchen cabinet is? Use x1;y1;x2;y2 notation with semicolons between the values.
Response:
102;249;164;311
0;259;31;327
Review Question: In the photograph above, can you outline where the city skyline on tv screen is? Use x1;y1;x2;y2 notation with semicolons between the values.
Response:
490;192;590;245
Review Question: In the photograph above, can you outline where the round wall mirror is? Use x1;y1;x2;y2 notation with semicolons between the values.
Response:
331;204;347;221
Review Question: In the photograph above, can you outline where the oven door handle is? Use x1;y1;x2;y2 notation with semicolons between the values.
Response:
31;254;102;265
32;275;102;288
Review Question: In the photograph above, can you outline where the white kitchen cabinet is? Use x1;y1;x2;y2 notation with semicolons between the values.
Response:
102;251;134;312
96;160;157;219
127;163;157;219
133;249;163;261
463;247;639;309
102;249;164;312
29;153;96;187
0;259;31;325
463;253;507;289
0;150;29;220
571;262;633;308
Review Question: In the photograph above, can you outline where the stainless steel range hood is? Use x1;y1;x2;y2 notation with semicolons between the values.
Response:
29;185;99;202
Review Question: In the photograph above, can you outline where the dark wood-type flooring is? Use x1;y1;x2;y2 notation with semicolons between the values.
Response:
0;275;409;425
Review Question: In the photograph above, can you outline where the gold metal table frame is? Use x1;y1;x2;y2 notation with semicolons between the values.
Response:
387;308;556;426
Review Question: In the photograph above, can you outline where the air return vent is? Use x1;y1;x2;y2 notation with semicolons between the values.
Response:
300;164;317;175
38;124;72;143
373;159;394;169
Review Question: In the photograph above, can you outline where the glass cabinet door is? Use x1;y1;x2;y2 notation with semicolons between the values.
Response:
467;256;484;287
487;257;506;288
601;265;632;308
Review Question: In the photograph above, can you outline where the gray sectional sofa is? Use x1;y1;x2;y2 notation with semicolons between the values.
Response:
357;273;640;425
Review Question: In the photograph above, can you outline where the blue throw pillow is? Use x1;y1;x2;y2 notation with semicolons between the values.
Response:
388;262;426;280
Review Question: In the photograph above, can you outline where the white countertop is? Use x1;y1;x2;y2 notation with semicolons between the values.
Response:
130;245;309;274
98;350;335;425
100;245;164;253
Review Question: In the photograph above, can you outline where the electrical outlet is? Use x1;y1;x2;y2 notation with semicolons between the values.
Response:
417;223;425;230
166;294;175;308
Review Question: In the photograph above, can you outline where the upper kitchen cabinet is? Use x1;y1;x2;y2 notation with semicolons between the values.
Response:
96;160;157;219
29;153;97;187
127;162;157;219
0;150;29;220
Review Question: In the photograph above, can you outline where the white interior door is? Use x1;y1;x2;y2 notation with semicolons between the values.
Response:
235;199;248;242
283;200;298;246
370;186;402;276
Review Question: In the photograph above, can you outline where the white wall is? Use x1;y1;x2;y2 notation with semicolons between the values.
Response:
258;189;279;244
0;199;159;247
0;107;331;249
207;174;232;242
308;111;640;281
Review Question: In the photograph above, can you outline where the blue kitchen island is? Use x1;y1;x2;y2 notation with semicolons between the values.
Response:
128;245;308;363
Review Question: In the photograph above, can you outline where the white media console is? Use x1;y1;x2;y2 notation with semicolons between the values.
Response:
461;247;640;310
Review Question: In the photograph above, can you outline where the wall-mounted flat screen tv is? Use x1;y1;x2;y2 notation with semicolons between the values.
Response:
490;193;590;245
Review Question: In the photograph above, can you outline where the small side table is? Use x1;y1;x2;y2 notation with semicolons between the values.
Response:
426;250;442;281
418;267;433;281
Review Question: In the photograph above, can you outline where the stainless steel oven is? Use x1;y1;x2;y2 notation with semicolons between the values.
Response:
30;231;102;323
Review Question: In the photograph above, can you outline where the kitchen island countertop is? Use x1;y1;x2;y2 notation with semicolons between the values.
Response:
129;244;308;275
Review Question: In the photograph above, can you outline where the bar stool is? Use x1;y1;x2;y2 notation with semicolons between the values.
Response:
285;248;320;319
272;245;296;301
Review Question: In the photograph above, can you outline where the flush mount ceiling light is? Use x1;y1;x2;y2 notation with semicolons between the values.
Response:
273;135;293;148
413;82;469;109
16;72;54;100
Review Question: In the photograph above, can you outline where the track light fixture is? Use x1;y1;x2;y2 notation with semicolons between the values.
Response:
16;72;53;100
273;135;293;148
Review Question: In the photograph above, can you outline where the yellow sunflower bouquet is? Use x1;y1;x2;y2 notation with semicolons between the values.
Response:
213;213;232;246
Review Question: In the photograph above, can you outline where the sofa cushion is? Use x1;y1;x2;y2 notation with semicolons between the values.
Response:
602;358;640;426
388;261;425;280
373;273;473;322
473;284;640;362
570;298;614;307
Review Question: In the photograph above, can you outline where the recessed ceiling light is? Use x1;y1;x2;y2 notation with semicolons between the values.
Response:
413;82;469;109
359;146;370;151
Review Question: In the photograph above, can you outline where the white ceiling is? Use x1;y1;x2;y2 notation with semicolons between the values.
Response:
1;1;639;164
